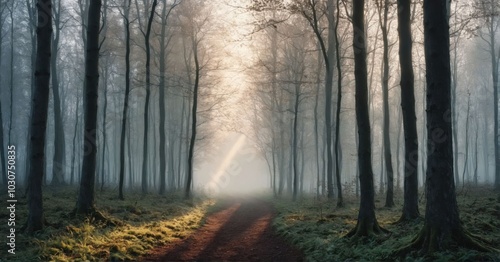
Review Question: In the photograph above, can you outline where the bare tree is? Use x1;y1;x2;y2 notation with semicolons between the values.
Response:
118;0;132;200
346;0;386;237
185;21;201;200
282;31;307;201
182;0;210;199
474;0;500;191
375;0;394;208
396;0;419;222
136;0;158;195
51;0;66;185
396;0;492;253
75;0;102;215
158;0;180;194
26;0;52;233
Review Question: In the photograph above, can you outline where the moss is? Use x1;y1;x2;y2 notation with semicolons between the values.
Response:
271;187;500;261
0;187;214;261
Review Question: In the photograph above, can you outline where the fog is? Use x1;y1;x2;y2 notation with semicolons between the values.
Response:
194;132;269;196
1;0;499;200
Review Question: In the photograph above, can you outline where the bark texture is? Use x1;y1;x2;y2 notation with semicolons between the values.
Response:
26;0;52;233
75;0;102;215
186;36;200;199
118;0;131;200
51;0;66;186
396;0;492;254
346;0;386;238
396;0;420;221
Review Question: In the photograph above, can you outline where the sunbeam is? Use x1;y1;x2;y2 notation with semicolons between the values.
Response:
205;134;247;195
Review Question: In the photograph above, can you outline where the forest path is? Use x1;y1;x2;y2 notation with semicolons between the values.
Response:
142;197;303;262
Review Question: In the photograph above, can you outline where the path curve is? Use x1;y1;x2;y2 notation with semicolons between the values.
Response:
142;198;303;261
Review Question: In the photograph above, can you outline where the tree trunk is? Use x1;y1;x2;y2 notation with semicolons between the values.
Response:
75;0;102;215
278;119;285;196
379;146;385;195
186;36;200;199
451;32;460;186
292;83;300;201
99;0;109;191
491;20;500;192
461;94;470;188
302;0;334;199
299;121;305;195
51;0;66;186
474;121;479;186
118;0;131;200
100;60;109;191
141;0;158;195
70;93;80;186
127;108;133;188
347;0;386;238
24;0;37;188
158;49;167;192
324;2;335;200
177;96;186;189
396;108;402;190
396;0;420;221
314;44;321;199
26;0;52;233
376;0;394;208
333;0;344;207
397;0;491;253
158;0;171;194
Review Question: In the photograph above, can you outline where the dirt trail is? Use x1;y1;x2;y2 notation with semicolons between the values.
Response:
142;198;303;262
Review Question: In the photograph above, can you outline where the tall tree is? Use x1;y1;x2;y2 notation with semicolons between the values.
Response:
461;92;471;187
475;0;500;191
158;0;180;194
333;0;344;207
158;0;168;195
26;0;52;233
70;91;80;185
24;0;37;185
51;0;66;185
185;25;201;199
396;0;419;221
314;42;322;199
75;0;102;215
396;0;491;253
139;0;158;195
375;0;394;208
346;0;386;237
118;0;132;200
289;0;336;200
285;37;306;201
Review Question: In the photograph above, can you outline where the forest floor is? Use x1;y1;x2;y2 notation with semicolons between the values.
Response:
0;186;499;261
272;186;500;261
142;197;303;261
0;187;214;261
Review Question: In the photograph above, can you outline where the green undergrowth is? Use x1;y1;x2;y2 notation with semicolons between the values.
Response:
271;187;500;262
0;187;214;261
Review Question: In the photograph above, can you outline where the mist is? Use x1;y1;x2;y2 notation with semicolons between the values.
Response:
1;0;499;261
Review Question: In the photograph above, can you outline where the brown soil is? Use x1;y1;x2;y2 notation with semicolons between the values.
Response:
142;198;303;262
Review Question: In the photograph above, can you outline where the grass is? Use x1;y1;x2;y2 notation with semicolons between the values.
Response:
1;185;498;261
0;187;214;261
271;186;500;262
